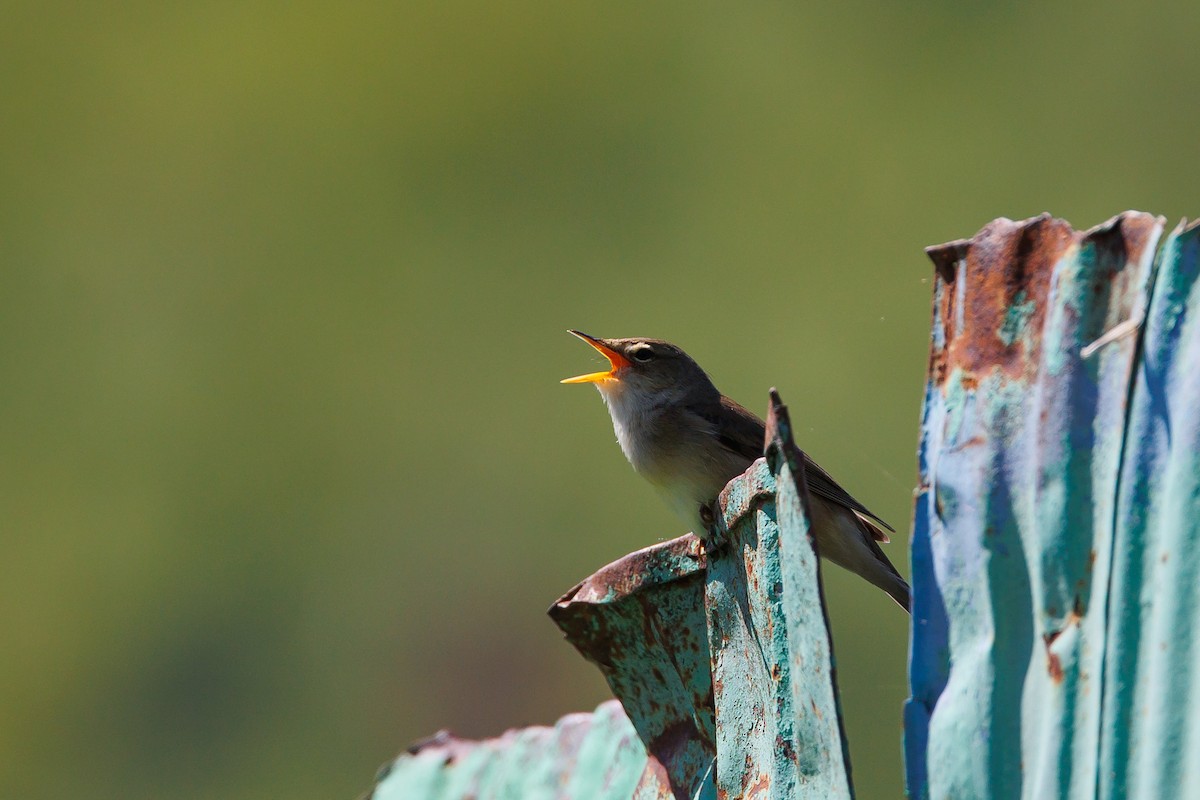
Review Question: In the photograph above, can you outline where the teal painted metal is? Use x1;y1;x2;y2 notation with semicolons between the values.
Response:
374;535;714;800
551;534;717;799
905;211;1200;799
372;699;667;800
375;209;1200;799
706;391;853;799
371;391;853;799
1100;218;1200;798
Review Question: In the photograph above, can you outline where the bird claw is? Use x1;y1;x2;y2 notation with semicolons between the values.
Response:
701;533;728;556
699;502;727;556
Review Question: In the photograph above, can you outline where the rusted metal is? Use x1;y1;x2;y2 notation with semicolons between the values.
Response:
550;535;716;800
705;390;853;800
906;211;1177;799
372;208;1200;799
367;523;720;800
924;237;971;285
372;389;857;799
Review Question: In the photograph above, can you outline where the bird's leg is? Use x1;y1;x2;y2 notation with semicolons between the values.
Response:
699;501;727;555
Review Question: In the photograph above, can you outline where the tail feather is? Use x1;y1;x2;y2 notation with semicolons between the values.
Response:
812;498;911;613
879;570;911;613
855;510;892;543
860;524;911;613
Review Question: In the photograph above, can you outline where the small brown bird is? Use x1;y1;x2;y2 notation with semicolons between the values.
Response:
562;330;910;611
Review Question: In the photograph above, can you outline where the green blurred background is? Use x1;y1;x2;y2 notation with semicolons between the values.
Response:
3;2;1197;798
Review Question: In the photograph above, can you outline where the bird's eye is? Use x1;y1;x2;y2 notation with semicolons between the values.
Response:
631;347;655;363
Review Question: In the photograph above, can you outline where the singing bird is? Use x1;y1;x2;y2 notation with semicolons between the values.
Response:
562;330;910;611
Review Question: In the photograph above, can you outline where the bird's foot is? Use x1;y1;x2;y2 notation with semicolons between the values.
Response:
698;502;727;556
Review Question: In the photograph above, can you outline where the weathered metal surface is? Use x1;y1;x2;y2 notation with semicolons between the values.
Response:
369;532;717;800
374;209;1200;799
371;699;666;800
706;390;854;800
1099;218;1200;799
372;388;857;799
370;530;718;800
906;211;1177;799
550;535;716;800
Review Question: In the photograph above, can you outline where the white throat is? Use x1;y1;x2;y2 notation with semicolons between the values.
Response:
597;382;660;472
594;380;726;535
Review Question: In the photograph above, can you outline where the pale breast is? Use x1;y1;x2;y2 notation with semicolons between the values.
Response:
602;388;754;531
628;419;752;526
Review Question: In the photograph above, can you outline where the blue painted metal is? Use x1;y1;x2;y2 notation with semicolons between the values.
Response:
904;211;1200;799
376;209;1200;799
371;391;853;799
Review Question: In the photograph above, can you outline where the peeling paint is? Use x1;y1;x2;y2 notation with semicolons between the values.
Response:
906;210;1188;800
998;291;1036;347
706;391;853;800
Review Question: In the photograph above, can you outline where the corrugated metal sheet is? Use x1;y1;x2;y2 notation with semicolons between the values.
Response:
371;699;666;800
551;533;716;800
372;391;853;800
906;211;1200;799
706;390;853;800
374;534;713;800
374;208;1200;799
1099;218;1200;799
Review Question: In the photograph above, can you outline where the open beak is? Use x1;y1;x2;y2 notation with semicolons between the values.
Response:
561;330;631;384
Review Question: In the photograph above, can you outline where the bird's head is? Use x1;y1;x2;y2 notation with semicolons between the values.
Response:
561;330;718;408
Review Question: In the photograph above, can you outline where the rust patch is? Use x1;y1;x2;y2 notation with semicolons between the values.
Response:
1041;603;1086;685
940;214;1075;383
953;435;987;451
1047;651;1064;684
1042;631;1065;684
925;211;1165;393
1082;212;1162;271
743;771;771;797
552;534;705;607
929;344;948;387
778;734;798;764
925;238;971;284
